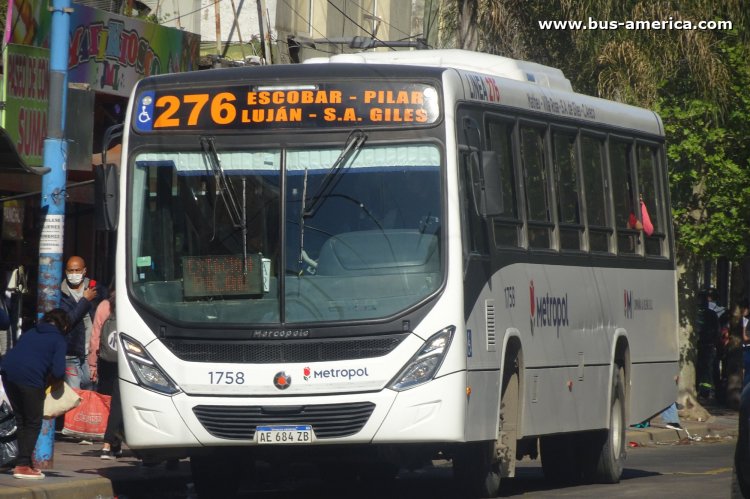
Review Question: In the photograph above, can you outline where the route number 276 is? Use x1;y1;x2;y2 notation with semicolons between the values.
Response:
154;93;237;128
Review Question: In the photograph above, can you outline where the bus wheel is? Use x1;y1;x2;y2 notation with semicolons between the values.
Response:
498;369;519;478
584;367;626;483
453;441;501;498
190;454;243;498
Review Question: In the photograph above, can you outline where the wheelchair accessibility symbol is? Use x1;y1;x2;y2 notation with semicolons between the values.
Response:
135;92;155;131
138;96;153;124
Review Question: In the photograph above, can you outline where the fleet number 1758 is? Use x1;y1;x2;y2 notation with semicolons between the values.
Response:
208;371;246;384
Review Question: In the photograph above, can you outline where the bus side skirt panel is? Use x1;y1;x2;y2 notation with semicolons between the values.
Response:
465;369;501;441
629;361;679;425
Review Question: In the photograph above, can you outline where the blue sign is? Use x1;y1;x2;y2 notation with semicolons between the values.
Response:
134;91;155;131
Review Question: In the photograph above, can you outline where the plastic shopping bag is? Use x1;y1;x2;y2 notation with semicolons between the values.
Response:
0;439;17;467
62;389;111;440
0;401;18;467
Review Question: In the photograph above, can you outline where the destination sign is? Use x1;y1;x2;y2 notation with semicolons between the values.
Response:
182;254;263;298
133;82;441;132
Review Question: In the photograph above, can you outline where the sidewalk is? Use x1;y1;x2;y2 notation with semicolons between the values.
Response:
0;408;740;499
0;435;191;499
626;405;739;447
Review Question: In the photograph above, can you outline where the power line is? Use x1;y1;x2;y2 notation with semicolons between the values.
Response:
423;0;439;49
348;0;412;40
279;0;336;46
276;37;339;56
325;0;393;50
394;33;433;49
169;0;223;25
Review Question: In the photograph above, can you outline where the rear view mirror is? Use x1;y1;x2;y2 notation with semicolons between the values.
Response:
94;163;118;231
460;117;504;217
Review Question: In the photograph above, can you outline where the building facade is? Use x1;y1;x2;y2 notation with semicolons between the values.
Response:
0;0;199;343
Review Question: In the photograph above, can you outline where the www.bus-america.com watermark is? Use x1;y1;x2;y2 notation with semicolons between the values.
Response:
539;18;732;31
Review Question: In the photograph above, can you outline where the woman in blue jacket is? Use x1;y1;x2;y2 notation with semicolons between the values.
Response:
1;309;69;480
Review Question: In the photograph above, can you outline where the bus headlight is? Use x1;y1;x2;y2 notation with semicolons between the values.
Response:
120;333;181;395
388;326;455;392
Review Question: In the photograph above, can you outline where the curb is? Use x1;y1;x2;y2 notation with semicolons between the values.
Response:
627;427;687;447
0;475;113;499
627;420;737;448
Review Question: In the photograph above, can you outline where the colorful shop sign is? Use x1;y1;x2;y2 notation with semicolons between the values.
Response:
7;0;200;97
1;44;50;167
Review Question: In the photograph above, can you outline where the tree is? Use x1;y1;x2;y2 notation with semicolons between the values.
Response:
0;0;8;42
438;0;750;409
658;32;750;408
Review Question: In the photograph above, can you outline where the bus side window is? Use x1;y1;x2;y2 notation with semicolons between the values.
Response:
580;135;611;253
552;131;582;250
460;151;489;255
637;143;664;257
520;125;552;249
486;119;521;247
609;139;639;254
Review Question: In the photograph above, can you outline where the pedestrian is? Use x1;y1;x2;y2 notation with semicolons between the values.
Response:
88;287;124;459
696;288;723;400
59;256;105;391
0;309;69;479
740;300;750;388
708;289;726;395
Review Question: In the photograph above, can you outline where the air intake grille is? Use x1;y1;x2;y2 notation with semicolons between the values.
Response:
485;299;496;352
193;402;376;440
164;334;407;363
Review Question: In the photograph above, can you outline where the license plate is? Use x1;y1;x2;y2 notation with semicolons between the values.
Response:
255;425;314;444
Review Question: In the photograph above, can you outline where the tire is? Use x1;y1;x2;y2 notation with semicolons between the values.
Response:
586;367;626;483
190;454;244;499
453;441;501;499
498;370;519;478
453;358;520;497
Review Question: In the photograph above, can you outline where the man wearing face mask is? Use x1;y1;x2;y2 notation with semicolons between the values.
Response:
59;256;105;390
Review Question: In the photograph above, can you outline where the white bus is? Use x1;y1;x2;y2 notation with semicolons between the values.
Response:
110;49;678;497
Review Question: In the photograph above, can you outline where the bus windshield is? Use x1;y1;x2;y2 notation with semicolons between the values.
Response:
129;141;443;325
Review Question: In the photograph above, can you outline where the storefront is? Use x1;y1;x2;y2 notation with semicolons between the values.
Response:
0;1;200;335
0;125;48;351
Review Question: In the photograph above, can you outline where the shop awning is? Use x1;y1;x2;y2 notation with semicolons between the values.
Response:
0;127;50;175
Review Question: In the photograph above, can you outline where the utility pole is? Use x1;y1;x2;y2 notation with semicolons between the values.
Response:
257;0;272;64
221;0;246;60
35;0;73;469
214;0;222;56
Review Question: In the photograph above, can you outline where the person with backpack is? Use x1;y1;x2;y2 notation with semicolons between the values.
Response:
89;288;123;459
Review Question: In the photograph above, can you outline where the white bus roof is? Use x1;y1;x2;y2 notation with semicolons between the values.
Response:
304;49;572;91
305;49;663;137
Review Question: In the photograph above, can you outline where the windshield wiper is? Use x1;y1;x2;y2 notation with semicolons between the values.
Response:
302;129;367;218
295;130;366;275
200;136;249;273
